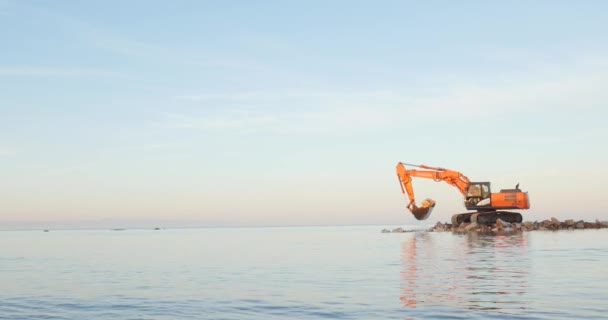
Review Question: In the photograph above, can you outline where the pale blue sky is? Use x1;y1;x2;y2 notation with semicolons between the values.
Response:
1;1;607;228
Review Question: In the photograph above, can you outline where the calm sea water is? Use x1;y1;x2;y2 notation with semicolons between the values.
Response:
1;226;607;319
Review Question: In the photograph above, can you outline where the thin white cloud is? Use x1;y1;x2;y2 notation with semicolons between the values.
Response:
175;90;383;102
409;72;608;118
192;60;270;71
10;2;172;63
161;112;278;130
16;2;269;73
167;90;403;133
0;66;119;77
165;56;608;134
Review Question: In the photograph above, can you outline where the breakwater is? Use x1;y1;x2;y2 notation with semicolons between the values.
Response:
383;218;608;233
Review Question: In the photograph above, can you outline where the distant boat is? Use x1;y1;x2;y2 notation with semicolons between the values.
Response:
43;230;49;232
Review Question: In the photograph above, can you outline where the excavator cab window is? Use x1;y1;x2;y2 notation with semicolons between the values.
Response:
481;184;490;199
467;185;481;197
465;182;491;208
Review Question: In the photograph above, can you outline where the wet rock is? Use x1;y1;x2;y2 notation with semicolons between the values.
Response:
433;222;446;232
584;222;600;229
495;219;502;228
465;222;478;231
456;223;469;233
496;219;512;228
384;218;607;234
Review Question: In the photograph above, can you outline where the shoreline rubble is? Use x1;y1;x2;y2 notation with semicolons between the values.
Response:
382;218;608;233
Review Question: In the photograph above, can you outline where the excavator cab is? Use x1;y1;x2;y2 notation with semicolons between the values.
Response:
464;182;491;210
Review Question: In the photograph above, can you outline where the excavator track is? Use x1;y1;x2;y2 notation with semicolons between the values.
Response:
451;212;473;225
473;211;523;225
451;211;523;226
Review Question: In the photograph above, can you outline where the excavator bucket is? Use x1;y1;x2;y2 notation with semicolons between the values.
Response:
411;206;434;220
410;198;436;220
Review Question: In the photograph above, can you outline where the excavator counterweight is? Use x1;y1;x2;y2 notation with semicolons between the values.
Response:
395;162;530;225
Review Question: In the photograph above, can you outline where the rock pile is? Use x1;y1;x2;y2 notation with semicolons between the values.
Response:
382;218;608;233
382;227;406;233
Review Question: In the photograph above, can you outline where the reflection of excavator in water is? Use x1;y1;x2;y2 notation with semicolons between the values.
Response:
396;162;530;225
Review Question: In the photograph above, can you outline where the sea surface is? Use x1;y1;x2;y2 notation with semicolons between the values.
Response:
1;225;607;319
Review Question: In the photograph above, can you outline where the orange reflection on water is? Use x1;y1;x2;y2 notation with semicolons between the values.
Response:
399;235;417;307
399;233;458;308
400;231;530;311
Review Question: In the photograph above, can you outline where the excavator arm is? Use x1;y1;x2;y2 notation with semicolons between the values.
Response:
396;162;471;220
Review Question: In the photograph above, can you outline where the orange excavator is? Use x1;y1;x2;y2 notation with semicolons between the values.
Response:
395;162;530;225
